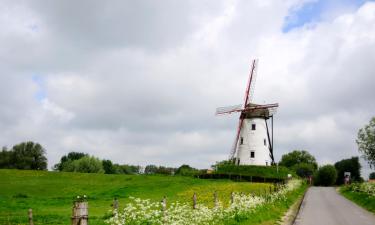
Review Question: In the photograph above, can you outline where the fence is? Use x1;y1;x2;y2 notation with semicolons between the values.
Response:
24;182;286;225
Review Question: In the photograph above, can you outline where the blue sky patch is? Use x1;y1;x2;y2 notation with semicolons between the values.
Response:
283;0;370;32
32;74;47;101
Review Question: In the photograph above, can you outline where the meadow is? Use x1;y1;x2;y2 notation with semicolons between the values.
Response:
0;169;274;225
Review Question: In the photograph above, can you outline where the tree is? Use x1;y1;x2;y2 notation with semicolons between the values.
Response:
0;142;47;170
334;157;362;184
102;159;116;174
144;165;158;174
370;172;375;180
62;156;104;173
357;117;375;168
175;164;199;176
314;165;337;186
279;150;318;170
292;163;315;178
0;147;11;168
53;152;88;171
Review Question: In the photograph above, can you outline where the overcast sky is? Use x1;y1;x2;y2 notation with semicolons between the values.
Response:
1;0;374;177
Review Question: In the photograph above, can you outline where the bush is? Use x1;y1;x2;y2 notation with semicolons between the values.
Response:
0;142;47;170
314;165;337;186
175;165;199;176
214;164;294;179
62;156;104;173
292;163;315;178
334;157;362;184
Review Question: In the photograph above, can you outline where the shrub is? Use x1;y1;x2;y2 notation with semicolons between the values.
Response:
292;163;315;178
334;157;362;184
62;156;104;173
175;164;199;176
214;164;294;179
314;165;337;186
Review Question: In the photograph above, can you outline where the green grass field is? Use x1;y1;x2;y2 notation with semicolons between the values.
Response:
0;169;274;225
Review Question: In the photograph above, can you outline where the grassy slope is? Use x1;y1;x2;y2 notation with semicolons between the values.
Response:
0;169;273;225
339;187;375;214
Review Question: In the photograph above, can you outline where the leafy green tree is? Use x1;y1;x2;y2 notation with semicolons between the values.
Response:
0;142;47;170
279;150;318;169
175;164;199;176
0;147;11;168
53;152;88;171
102;159;116;174
314;165;337;186
334;157;362;184
113;164;141;174
357;117;375;168
292;163;315;178
370;172;375;180
62;156;104;173
144;165;158;174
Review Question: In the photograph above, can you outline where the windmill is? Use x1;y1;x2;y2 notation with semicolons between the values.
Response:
216;59;278;166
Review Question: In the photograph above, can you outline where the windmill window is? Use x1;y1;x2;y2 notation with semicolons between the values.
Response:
251;124;256;130
250;151;255;158
240;137;244;145
264;139;267;146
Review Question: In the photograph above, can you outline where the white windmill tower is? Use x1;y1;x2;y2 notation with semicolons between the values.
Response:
216;59;278;166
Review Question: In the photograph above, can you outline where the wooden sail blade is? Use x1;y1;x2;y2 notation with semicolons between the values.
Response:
215;104;243;115
229;116;244;160
243;59;258;107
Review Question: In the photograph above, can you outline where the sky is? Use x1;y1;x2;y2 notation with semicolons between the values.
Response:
0;0;374;177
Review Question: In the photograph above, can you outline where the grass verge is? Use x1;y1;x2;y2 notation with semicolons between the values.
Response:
339;186;375;214
223;182;308;225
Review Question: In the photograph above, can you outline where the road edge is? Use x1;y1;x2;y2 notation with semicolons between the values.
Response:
279;186;309;225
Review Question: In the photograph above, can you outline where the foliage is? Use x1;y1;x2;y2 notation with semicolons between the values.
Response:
0;169;279;225
144;164;158;174
175;164;199;176
53;152;88;171
214;164;294;179
62;156;104;173
370;172;375;180
0;142;47;170
211;160;234;171
113;164;141;174
314;165;337;186
102;159;116;174
334;157;362;184
292;163;315;178
144;164;176;175
105;180;303;225
279;150;318;170
340;182;375;213
357;117;375;168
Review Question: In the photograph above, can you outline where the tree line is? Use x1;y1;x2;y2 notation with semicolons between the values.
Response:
1;116;374;181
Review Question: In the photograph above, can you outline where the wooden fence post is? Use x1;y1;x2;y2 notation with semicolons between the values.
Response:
162;196;167;222
192;193;197;209
113;198;119;211
72;201;88;225
230;192;234;204
28;208;34;225
213;191;218;208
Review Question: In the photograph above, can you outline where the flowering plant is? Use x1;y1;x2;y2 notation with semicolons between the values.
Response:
105;180;301;225
75;194;88;202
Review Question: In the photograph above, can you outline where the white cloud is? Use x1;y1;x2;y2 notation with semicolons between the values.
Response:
0;0;374;178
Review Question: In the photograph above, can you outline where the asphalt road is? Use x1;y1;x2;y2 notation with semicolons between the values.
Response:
294;187;375;225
